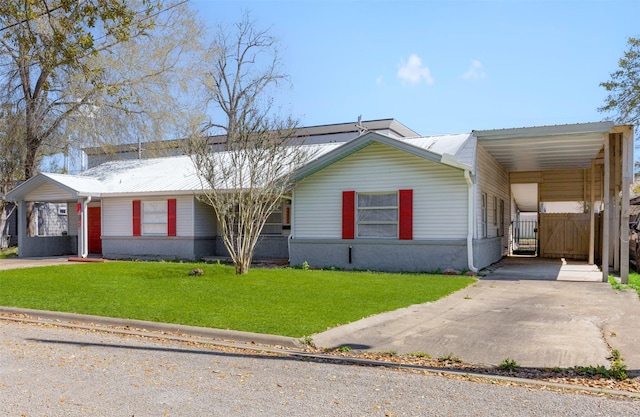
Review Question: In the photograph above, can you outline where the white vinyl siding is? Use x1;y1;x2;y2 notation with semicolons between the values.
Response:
67;204;78;236
102;198;133;236
24;183;74;201
193;198;217;237
294;142;467;240
102;196;195;237
475;145;510;243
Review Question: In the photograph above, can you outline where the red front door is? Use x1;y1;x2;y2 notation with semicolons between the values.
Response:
87;207;102;254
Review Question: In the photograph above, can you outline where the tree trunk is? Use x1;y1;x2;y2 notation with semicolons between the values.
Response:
0;204;7;248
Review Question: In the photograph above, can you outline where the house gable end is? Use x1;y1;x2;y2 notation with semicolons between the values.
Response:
294;132;458;183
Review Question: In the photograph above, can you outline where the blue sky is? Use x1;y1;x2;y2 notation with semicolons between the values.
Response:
190;0;639;136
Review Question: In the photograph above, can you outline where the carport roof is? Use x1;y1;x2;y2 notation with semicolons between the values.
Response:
474;121;614;171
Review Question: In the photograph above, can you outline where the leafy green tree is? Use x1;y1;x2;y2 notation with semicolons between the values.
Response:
600;37;640;126
0;0;201;234
0;0;200;179
600;37;640;181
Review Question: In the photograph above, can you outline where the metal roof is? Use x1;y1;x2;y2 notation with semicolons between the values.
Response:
474;122;614;171
83;118;419;156
7;143;344;201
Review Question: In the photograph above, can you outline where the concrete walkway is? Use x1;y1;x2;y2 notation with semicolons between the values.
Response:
312;257;640;370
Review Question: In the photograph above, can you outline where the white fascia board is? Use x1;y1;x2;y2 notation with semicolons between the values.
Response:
101;190;198;198
440;153;472;171
474;121;615;139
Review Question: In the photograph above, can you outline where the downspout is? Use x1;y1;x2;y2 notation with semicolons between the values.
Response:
287;194;294;264
464;170;478;273
81;196;92;258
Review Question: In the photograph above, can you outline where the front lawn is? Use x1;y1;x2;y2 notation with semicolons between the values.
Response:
0;262;474;337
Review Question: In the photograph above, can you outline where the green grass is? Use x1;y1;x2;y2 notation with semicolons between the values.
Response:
0;262;474;337
609;271;640;295
0;247;17;259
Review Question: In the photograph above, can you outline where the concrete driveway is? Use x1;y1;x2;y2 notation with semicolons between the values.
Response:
0;256;74;270
312;258;640;371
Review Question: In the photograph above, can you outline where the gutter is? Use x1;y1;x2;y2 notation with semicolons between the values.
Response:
464;171;478;273
441;153;477;273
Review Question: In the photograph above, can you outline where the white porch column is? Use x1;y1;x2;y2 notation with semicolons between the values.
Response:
76;201;83;257
17;200;27;258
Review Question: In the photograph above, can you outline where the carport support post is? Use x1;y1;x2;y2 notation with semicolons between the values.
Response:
589;159;595;265
620;128;633;284
602;134;610;283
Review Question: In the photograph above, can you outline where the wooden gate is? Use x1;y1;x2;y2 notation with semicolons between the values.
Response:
539;213;600;260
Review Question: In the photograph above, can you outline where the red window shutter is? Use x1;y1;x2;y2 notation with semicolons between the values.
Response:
342;191;355;239
132;200;141;236
168;199;177;236
399;189;413;240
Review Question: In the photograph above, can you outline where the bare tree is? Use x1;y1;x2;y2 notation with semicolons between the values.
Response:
190;13;310;274
190;118;310;274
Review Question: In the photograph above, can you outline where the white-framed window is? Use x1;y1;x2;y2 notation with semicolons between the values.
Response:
262;209;282;235
481;192;488;238
356;192;398;238
57;204;68;216
499;199;505;237
142;201;167;235
493;196;498;225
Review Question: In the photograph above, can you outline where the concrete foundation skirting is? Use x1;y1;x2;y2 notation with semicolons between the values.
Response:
215;235;289;259
472;237;503;269
289;239;469;272
102;236;216;261
18;235;77;257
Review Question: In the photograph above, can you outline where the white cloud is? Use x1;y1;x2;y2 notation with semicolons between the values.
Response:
397;54;434;85
376;76;383;85
463;60;486;80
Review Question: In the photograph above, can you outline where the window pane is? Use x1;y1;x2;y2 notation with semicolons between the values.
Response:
265;211;282;224
358;224;397;238
143;224;167;235
143;201;166;213
358;193;397;208
144;213;166;223
262;224;282;235
357;209;398;222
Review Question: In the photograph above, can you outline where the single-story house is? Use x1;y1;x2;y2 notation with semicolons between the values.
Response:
288;121;633;282
6;120;634;282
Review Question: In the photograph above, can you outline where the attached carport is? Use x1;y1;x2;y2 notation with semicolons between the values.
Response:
6;173;103;259
475;122;634;283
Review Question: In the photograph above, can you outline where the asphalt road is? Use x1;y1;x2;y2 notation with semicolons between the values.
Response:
1;320;639;417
